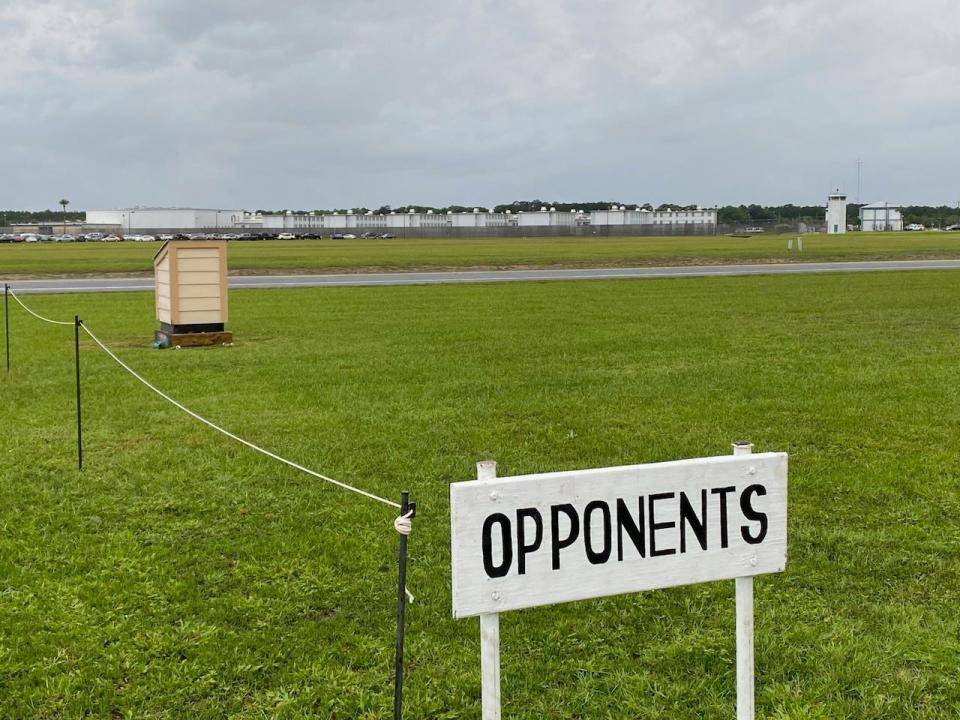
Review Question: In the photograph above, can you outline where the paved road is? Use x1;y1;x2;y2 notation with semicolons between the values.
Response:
6;259;960;294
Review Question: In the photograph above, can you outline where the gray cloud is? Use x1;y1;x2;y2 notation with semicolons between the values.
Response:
2;0;959;209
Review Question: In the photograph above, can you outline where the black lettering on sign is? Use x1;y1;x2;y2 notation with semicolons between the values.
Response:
616;497;645;560
710;486;736;548
583;500;612;565
740;484;769;544
481;513;512;578
679;489;708;552
550;504;580;570
516;508;543;575
648;492;677;557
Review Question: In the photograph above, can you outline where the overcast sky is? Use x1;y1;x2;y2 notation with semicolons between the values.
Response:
3;0;959;210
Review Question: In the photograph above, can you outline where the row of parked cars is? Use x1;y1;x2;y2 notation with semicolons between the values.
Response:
279;232;396;240
0;232;174;243
0;230;400;244
205;232;395;240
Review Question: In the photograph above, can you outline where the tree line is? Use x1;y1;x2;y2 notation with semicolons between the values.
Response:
1;210;85;224
719;203;960;227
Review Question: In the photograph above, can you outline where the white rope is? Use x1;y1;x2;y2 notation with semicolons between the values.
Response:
7;289;74;326
394;509;415;603
393;509;413;536
79;322;402;511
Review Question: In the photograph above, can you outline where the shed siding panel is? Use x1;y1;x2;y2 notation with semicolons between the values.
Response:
155;253;171;323
177;257;220;272
178;310;223;324
178;284;220;299
178;297;222;312
156;240;228;327
177;248;220;259
176;270;221;285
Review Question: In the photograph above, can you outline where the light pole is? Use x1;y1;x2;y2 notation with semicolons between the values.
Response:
59;198;69;235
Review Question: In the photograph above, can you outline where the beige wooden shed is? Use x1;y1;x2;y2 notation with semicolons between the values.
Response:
154;239;232;347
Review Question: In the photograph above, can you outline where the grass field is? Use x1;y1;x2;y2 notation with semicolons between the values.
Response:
3;231;960;277
2;272;960;718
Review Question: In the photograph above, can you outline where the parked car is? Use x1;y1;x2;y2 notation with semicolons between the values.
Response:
905;223;925;231
331;233;345;239
945;224;960;231
157;234;174;241
743;226;765;233
277;232;296;240
379;233;395;239
360;232;379;239
57;234;76;242
84;232;105;241
23;234;39;243
102;234;124;242
342;233;356;239
0;233;17;243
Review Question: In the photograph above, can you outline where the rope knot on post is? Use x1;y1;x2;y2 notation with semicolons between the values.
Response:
394;505;416;604
394;509;414;536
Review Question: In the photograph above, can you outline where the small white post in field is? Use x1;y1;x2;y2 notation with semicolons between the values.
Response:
477;460;501;720
787;238;793;250
798;237;803;253
732;441;755;720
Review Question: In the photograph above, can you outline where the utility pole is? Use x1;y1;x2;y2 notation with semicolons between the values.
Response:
856;158;861;204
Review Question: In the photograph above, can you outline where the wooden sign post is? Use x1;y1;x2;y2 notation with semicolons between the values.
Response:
476;460;501;720
451;445;787;718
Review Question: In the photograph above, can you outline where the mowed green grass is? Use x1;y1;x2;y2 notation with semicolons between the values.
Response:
3;231;960;276
2;272;960;718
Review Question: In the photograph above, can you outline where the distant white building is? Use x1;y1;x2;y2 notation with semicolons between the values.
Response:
86;208;242;230
86;206;718;233
825;191;847;234
859;202;903;232
234;206;717;231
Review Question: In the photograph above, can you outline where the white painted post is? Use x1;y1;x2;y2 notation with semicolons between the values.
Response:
732;441;754;720
477;460;501;720
797;237;803;253
787;238;793;250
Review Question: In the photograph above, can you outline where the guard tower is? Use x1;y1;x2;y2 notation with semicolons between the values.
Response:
153;239;232;347
826;190;847;234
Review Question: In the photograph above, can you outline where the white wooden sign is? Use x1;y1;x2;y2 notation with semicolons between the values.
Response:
451;452;787;618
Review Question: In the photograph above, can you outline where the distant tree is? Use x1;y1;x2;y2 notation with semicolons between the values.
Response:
745;204;775;221
58;198;69;233
718;206;750;224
